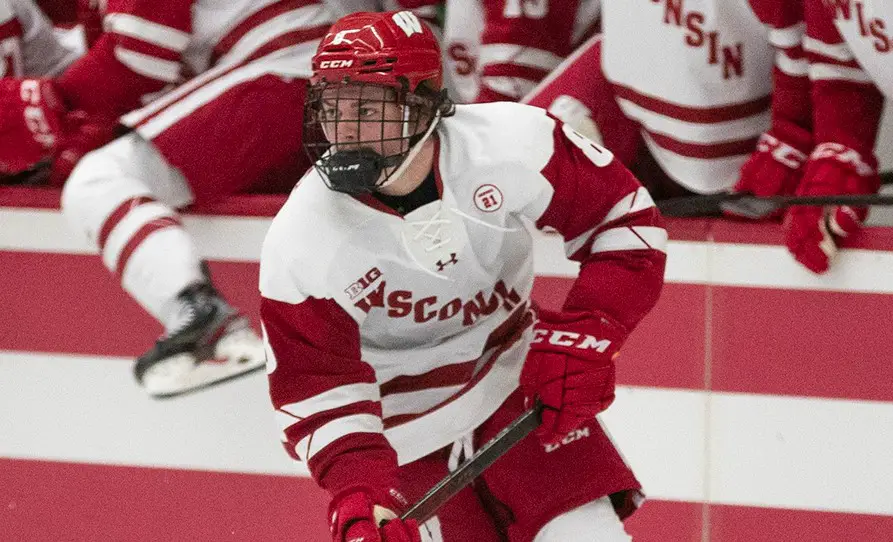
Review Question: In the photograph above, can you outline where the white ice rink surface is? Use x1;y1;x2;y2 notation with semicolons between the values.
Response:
3;351;893;516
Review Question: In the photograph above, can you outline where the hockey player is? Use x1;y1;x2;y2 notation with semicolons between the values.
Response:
522;1;776;197
780;0;888;273
0;0;88;184
261;11;666;541
442;0;600;104
59;0;339;397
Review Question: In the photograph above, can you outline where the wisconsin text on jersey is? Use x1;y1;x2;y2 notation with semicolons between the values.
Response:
651;0;745;78
827;0;893;52
348;266;523;327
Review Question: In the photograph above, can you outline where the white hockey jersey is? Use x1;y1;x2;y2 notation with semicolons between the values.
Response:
801;0;891;161
601;0;775;193
260;102;666;494
0;0;80;77
808;0;893;97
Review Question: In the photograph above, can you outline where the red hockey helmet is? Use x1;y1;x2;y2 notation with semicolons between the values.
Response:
311;10;443;94
303;11;453;195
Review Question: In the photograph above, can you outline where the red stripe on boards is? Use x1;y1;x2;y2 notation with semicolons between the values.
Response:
711;285;893;402
0;458;331;542
708;501;893;541
0;253;261;357
710;218;893;250
5;250;893;402
4;458;893;542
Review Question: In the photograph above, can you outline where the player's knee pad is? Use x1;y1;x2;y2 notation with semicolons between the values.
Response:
533;496;633;542
61;141;150;240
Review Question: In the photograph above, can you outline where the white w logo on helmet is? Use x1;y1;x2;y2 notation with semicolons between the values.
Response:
392;11;422;37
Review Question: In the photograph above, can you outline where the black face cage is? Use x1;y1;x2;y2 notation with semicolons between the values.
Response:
303;80;449;195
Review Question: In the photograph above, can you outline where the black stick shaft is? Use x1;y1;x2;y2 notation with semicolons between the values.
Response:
400;402;543;524
658;193;893;218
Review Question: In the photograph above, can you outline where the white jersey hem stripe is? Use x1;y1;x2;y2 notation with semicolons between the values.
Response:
219;6;330;65
381;384;466;419
280;383;381;420
776;51;808;77
480;44;564;71
809;63;873;84
294;414;383;462
768;24;805;49
114;47;181;83
803;36;854;62
105;13;190;51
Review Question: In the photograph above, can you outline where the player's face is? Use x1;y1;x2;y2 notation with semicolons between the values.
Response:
318;83;424;158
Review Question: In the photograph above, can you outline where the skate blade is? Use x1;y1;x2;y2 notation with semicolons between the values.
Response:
142;330;266;398
146;363;266;399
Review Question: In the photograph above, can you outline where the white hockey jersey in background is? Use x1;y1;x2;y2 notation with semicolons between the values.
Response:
809;0;893;97
803;0;892;161
601;0;775;193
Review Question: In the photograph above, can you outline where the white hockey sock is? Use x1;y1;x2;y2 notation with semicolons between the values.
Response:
119;225;206;324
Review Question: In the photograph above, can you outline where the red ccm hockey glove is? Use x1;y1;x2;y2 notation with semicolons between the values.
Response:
520;309;626;447
0;78;115;186
0;78;66;177
49;110;117;186
329;486;420;542
785;143;880;273
733;129;811;205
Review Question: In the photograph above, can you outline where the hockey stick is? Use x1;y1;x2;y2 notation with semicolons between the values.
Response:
399;400;544;524
657;193;893;219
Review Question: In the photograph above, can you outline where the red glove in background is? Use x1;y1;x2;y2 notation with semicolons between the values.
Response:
329;486;420;542
785;143;881;273
520;308;626;447
49;110;118;186
730;124;812;220
0;78;66;176
735;130;810;197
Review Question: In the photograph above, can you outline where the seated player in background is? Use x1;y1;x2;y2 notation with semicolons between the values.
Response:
522;0;777;199
59;0;341;398
261;10;666;541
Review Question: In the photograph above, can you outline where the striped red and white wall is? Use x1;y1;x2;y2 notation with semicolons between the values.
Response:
2;187;893;541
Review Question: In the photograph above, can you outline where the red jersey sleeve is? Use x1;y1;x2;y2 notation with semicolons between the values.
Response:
55;0;192;116
536;119;667;333
804;0;883;161
261;295;399;495
750;0;813;151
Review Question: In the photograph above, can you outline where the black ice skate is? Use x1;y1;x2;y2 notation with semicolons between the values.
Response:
134;282;265;398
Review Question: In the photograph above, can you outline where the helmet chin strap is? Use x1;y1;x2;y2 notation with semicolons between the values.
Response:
376;107;442;191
